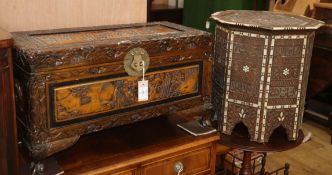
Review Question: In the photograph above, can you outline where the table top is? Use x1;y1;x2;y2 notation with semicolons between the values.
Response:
219;125;304;152
211;10;324;30
54;108;220;174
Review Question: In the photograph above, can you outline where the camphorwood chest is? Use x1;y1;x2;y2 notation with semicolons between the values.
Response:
12;22;213;159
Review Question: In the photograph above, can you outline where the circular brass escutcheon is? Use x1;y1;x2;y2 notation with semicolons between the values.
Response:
124;47;150;77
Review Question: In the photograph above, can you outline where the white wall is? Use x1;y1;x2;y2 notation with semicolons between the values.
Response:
0;0;147;32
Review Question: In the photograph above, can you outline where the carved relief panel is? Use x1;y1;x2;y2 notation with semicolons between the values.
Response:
51;64;200;127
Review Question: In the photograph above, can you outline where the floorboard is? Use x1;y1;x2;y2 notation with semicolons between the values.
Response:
265;120;332;175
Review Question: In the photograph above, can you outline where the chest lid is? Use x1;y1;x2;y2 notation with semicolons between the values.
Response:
12;22;211;73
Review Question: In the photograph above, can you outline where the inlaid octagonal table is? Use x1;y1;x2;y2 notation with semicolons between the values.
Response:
212;10;324;143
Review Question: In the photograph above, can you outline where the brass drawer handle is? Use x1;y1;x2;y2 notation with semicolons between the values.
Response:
174;161;184;175
124;47;150;77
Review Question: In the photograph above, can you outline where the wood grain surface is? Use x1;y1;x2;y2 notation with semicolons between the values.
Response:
0;29;18;175
266;120;332;175
53;110;220;175
0;0;147;32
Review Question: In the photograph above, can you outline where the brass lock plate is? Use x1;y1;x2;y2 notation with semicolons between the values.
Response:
124;48;150;77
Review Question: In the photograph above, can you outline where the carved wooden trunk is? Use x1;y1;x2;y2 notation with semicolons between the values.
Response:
12;22;213;159
212;10;323;143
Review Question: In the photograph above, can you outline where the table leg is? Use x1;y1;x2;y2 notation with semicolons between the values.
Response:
253;0;257;10
269;0;276;11
260;152;267;175
240;151;253;175
329;113;332;144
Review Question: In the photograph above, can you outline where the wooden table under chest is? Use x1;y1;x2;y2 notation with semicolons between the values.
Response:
12;22;213;159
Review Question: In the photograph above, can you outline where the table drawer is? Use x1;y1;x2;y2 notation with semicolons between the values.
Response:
93;168;136;175
141;146;212;175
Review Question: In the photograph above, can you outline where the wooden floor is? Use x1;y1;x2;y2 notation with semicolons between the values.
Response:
265;120;332;175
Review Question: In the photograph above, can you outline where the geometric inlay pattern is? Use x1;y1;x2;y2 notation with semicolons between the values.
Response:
217;25;309;142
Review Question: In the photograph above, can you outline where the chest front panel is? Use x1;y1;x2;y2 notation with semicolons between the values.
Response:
51;63;201;127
